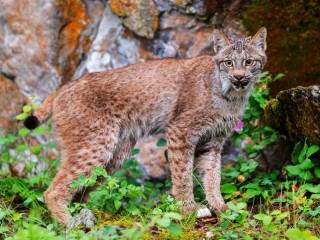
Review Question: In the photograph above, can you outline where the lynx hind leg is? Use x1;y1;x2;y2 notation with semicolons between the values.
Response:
79;137;136;203
195;139;228;216
44;139;119;226
166;127;197;214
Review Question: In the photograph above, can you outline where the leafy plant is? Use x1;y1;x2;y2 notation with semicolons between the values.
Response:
286;142;320;180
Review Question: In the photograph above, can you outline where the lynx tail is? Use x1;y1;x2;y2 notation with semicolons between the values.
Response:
24;92;57;130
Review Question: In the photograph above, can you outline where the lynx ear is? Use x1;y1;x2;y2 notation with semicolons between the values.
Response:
249;27;267;51
213;29;231;54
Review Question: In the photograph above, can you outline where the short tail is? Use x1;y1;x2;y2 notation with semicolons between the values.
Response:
24;92;57;130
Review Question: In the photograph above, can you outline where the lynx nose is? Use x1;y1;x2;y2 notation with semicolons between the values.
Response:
233;71;245;81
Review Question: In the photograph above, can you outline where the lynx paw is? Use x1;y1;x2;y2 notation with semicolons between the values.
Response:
67;208;96;230
196;206;212;218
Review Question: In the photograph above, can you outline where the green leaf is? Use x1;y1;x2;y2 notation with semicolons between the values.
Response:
310;194;320;199
299;184;320;193
262;216;272;226
306;145;320;158
114;200;122;210
19;128;31;137
78;174;86;184
270;210;281;215
286;228;318;240
253;213;267;220
16;144;28;152
70;181;80;189
132;148;140;156
253;214;272;226
227;202;238;211
33;127;46;134
23;105;32;113
156;217;171;228
299;158;314;170
275;212;289;221
314;168;320;179
167;223;182;236
31;145;42;155
16;112;28;120
246;189;261;198
236;202;247;210
163;212;182;220
291;142;303;164
259;71;269;78
301;170;312;181
241;183;261;190
156;138;167;147
286;165;301;175
221;184;237;193
93;167;108;178
2;151;10;163
273;73;285;81
298;142;308;163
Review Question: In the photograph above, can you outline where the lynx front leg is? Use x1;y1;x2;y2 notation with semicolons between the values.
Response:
196;138;227;214
166;128;196;214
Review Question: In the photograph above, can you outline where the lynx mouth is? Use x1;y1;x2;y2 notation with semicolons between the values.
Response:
231;79;250;90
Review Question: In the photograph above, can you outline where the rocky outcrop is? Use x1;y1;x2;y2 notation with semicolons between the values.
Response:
109;0;159;39
0;0;96;99
0;74;26;134
265;86;320;145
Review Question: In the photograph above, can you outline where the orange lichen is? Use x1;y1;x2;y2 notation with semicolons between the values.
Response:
57;0;91;82
109;0;159;39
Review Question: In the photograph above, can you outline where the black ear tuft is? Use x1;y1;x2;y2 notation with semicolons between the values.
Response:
24;115;39;130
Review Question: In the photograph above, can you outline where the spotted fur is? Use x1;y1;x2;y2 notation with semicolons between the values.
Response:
25;28;267;226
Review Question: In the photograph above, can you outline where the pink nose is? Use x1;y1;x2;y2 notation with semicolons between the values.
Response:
233;70;245;81
234;74;244;81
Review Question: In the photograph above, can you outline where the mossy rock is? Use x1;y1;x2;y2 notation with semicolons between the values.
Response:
265;86;320;145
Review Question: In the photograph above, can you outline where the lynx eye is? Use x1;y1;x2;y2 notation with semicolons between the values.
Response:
224;60;233;67
245;59;254;66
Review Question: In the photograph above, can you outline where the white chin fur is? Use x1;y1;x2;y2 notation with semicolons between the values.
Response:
221;80;232;95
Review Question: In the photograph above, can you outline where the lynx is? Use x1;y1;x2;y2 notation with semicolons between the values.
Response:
24;28;267;226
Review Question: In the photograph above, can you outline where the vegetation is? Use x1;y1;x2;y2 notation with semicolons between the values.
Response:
0;72;320;239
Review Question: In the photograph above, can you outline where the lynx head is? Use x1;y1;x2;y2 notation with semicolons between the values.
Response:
213;28;267;95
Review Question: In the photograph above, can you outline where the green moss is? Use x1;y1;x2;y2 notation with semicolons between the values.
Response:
157;229;203;240
264;86;320;145
264;98;283;129
242;0;320;96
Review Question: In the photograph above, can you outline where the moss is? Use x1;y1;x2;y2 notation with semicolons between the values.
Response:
264;98;283;130
265;86;320;145
242;0;320;96
157;229;203;240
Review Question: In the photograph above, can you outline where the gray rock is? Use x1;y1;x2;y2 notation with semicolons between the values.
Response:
67;208;96;230
265;86;320;145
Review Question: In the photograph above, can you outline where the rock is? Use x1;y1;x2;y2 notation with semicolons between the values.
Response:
135;135;168;180
0;0;95;100
265;86;320;145
67;208;96;231
109;0;159;39
0;74;26;134
169;0;217;16
73;5;142;78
